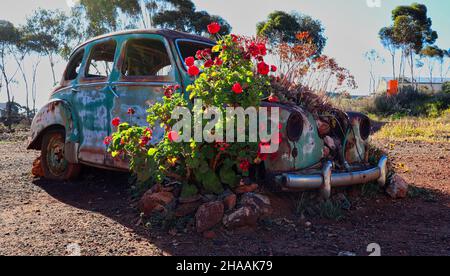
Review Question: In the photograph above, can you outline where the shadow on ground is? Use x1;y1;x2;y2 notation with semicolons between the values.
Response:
32;159;450;256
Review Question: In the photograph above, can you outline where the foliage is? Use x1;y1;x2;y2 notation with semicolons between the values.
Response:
153;0;231;36
443;82;450;93
76;0;231;37
373;111;450;142
0;20;20;129
379;3;439;88
108;26;273;196
270;32;356;96
256;11;326;55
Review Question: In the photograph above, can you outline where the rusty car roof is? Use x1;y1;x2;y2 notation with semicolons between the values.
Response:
73;29;215;53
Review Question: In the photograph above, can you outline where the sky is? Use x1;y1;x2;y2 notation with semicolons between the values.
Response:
0;0;449;108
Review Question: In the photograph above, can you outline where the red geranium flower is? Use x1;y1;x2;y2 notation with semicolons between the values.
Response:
248;42;260;57
185;56;195;67
168;131;180;142
214;57;223;66
231;34;239;43
232;83;243;94
196;50;203;59
127;108;135;115
140;136;150;147
188;65;200;77
271;65;277;72
207;22;221;34
268;95;279;103
239;159;251;172
257;62;270;75
204;59;214;68
112;117;120;127
257;43;267;56
103;136;112;145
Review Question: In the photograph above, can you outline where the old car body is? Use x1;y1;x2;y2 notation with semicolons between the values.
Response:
28;29;387;198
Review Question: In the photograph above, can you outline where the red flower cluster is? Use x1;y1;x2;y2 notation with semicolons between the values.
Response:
103;136;112;146
140;136;150;147
207;22;221;34
112;117;121;127
268;95;279;103
188;65;200;77
215;142;231;152
127;108;135;115
185;56;195;67
232;83;243;94
168;131;180;142
257;62;270;75
239;159;251;172
164;84;180;98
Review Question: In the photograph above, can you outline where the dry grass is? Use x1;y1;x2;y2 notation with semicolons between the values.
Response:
373;110;450;142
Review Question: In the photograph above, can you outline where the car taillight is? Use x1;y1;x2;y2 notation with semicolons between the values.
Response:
286;113;303;142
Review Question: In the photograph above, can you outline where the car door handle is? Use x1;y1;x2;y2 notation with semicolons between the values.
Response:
108;85;119;98
71;88;80;93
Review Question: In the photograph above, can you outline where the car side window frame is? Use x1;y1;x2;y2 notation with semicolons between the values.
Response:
174;38;215;71
79;38;119;84
60;47;87;88
117;34;177;83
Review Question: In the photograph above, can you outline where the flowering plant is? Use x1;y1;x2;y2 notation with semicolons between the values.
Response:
107;23;274;198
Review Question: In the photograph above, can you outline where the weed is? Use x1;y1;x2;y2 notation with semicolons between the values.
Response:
408;185;437;202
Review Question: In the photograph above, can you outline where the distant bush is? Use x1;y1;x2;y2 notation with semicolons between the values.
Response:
362;87;450;118
443;82;450;93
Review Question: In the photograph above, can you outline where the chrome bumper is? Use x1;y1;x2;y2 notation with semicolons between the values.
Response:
277;156;388;199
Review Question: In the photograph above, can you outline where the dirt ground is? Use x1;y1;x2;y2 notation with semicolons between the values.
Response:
0;130;449;256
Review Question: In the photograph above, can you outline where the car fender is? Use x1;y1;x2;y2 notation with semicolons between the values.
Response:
27;99;80;163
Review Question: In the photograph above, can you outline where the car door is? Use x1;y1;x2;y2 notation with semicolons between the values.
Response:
105;34;181;169
72;38;119;166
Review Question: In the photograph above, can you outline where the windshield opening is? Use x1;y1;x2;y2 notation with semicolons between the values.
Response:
176;40;215;69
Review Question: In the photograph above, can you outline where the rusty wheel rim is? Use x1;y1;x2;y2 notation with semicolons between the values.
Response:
46;135;68;177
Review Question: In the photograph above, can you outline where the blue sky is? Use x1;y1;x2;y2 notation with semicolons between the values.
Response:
1;0;449;107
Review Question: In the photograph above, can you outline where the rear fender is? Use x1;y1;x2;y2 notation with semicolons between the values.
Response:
28;100;80;163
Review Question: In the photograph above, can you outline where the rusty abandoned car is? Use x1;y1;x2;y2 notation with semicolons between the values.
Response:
27;29;388;199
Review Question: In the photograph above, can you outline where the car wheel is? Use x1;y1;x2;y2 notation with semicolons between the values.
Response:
41;130;81;181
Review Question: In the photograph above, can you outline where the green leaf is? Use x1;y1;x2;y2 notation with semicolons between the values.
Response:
180;184;199;199
220;165;239;188
202;171;224;194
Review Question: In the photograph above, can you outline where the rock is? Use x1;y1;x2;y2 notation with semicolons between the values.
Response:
195;201;224;233
223;193;237;211
235;183;258;194
240;193;273;218
138;191;174;216
317;120;330;137
386;174;409;199
174;201;202;217
223;206;259;229
31;157;44;178
179;194;202;204
203;230;217;240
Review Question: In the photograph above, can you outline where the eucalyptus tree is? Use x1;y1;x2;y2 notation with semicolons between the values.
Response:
24;9;75;85
420;45;445;91
257;11;326;55
0;20;20;128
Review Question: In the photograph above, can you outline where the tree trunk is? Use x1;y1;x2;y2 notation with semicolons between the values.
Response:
1;69;12;131
391;53;396;80
49;54;57;86
410;51;415;91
